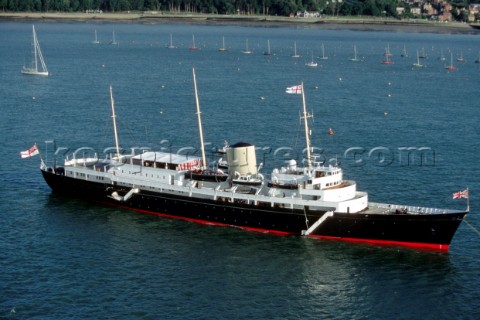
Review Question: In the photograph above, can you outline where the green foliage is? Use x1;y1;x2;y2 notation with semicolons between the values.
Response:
0;0;464;21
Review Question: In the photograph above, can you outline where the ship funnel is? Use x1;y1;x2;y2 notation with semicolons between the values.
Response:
226;142;257;177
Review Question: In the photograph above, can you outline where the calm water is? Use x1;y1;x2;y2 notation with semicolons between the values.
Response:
1;21;480;319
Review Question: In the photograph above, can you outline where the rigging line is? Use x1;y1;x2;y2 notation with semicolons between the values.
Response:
121;119;139;147
291;117;302;152
101;116;112;146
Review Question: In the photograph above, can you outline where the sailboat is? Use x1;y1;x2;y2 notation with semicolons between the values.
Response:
166;33;176;49
242;39;253;54
110;29;118;45
456;51;465;63
445;53;458;71
419;47;427;59
381;46;394;64
401;45;408;58
291;41;300;58
438;49;446;61
21;25;48;76
318;43;328;60
349;45;361;62
381;56;393;64
189;34;199;50
306;51;318;67
475;51;480;64
384;44;393;57
412;50;423;68
218;36;227;52
264;40;273;55
92;29;100;44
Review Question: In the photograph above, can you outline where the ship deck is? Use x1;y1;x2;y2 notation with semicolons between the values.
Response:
366;202;464;215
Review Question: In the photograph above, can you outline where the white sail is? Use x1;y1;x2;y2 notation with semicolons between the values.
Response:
21;25;48;76
92;29;100;44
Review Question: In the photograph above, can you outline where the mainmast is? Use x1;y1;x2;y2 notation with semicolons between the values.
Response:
110;85;121;159
301;82;312;169
32;25;38;72
192;68;207;169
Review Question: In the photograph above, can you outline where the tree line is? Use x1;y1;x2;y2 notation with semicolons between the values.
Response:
0;0;476;19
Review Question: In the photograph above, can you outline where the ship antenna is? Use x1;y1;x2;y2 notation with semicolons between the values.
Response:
192;68;207;170
110;85;121;160
301;81;312;169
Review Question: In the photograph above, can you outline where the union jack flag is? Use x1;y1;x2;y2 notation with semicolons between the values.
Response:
452;189;469;199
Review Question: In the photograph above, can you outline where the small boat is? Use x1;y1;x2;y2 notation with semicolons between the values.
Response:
475;51;480;63
412;50;424;68
401;45;408;58
349;45;361;62
383;44;393;57
110;29;118;45
306;51;317;67
456;51;465;63
381;54;394;65
189;35;199;50
291;41;300;58
214;140;229;155
166;33;176;49
218;36;227;52
21;25;48;76
419;47;427;59
92;29;100;44
242;39;253;54
64;156;99;167
445;53;458;71
318;43;328;60
438;49;446;61
264;40;273;56
217;158;228;170
232;173;264;186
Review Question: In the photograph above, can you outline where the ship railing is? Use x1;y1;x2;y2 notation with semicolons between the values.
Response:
369;202;457;214
108;172;334;210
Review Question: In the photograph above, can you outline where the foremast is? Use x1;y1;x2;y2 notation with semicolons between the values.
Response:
300;82;313;170
109;85;121;159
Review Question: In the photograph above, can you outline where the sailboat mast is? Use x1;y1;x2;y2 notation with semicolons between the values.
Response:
301;82;312;169
192;68;207;169
32;25;38;72
110;85;121;159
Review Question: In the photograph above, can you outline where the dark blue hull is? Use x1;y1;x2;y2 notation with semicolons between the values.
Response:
41;168;467;250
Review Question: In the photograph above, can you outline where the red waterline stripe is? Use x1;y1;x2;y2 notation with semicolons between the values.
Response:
309;234;450;251
97;200;449;250
98;200;294;236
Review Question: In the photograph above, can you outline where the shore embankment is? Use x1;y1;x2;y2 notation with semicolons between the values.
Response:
1;12;479;34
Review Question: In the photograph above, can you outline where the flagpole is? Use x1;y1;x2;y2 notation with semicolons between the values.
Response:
466;187;470;212
34;143;44;163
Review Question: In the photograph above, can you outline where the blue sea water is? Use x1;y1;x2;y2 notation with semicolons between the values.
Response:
1;21;480;319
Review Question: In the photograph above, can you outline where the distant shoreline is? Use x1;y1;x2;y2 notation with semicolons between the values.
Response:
1;12;479;34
